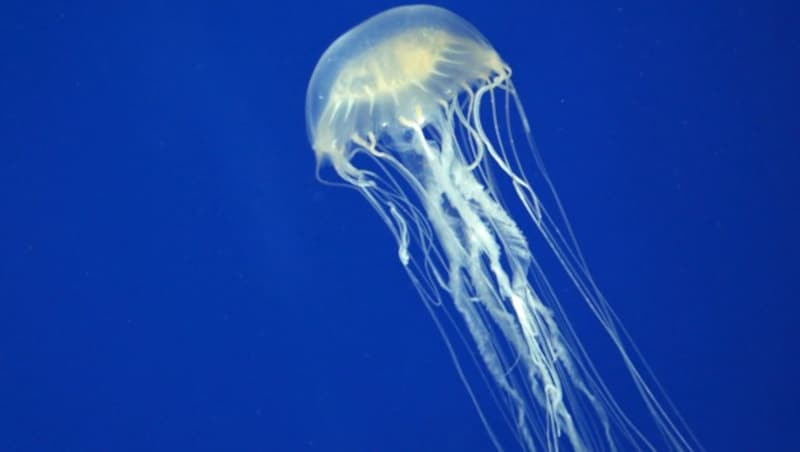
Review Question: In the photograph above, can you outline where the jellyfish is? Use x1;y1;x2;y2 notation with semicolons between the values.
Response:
305;5;698;451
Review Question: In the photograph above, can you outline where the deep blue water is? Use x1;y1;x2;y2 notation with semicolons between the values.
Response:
2;1;798;451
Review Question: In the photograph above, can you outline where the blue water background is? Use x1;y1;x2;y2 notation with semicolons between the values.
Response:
2;1;798;451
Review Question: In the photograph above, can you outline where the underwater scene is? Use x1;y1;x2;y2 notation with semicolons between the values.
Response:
2;1;797;451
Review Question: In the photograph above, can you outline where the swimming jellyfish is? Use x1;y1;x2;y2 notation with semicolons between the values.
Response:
305;5;699;451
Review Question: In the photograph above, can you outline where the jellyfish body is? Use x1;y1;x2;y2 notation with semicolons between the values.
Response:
306;5;697;451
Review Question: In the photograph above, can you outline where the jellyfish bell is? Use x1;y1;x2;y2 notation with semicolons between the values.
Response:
306;5;504;170
306;5;699;451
